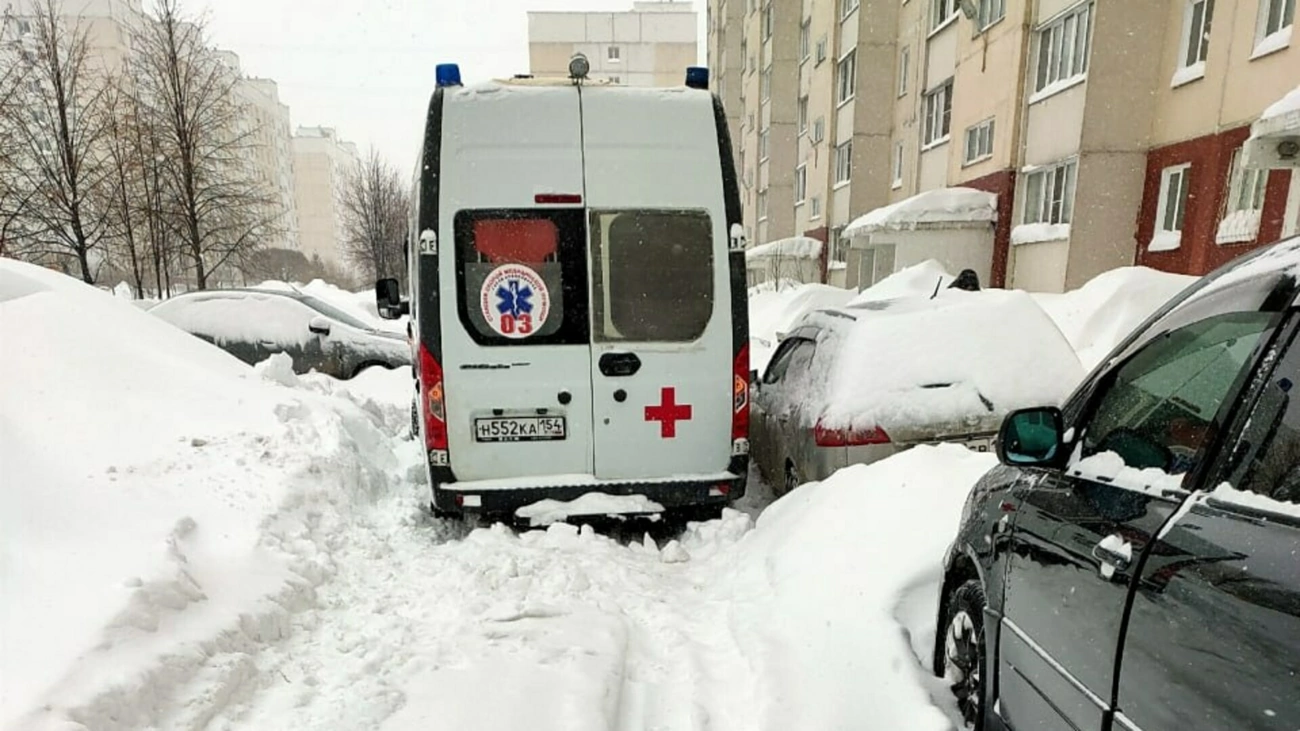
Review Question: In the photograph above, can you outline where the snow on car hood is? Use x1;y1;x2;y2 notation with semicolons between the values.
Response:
810;288;1085;431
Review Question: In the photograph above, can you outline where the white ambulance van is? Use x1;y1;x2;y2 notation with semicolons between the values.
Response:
377;58;750;522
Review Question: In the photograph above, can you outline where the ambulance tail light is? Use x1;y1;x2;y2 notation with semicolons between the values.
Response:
732;342;750;442
814;419;891;447
419;344;448;452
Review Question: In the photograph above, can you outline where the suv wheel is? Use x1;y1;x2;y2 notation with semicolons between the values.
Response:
942;579;988;729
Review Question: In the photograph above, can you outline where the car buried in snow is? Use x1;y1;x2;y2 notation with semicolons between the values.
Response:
750;288;1084;494
149;288;411;380
935;236;1300;731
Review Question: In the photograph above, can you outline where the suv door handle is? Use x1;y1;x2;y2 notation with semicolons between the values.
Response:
598;351;641;377
1092;540;1131;571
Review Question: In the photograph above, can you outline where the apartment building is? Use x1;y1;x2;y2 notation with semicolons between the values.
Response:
713;0;1299;294
292;126;359;269
706;0;743;149
234;75;299;252
1136;0;1299;277
528;2;698;87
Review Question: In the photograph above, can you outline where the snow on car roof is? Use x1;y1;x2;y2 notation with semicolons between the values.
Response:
794;288;1084;431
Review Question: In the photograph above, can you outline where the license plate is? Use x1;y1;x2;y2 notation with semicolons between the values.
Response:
474;416;567;442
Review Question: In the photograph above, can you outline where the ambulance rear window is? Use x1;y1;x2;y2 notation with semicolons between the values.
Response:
454;209;590;346
589;210;714;343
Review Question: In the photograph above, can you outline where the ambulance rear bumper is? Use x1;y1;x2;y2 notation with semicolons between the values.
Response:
429;458;748;518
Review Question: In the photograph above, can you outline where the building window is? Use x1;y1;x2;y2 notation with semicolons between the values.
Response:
759;129;770;160
892;141;904;188
763;3;773;40
1151;163;1192;251
609;75;621;84
1217;147;1268;243
608;46;621;62
841;0;860;19
812;116;826;143
835;140;853;184
741;38;748;69
811;195;822;220
963;118;995;164
923;80;953;146
1034;2;1093;95
898;46;910;96
800;20;811;60
758;189;769;220
837;50;857;104
798;96;809;134
977;0;1006;30
761;67;772;100
932;0;958;29
17;18;32;34
816;36;828;63
1023;160;1078;225
795;164;808;203
1179;0;1215;71
1256;0;1295;49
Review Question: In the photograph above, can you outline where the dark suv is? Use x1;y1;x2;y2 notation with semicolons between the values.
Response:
936;237;1300;731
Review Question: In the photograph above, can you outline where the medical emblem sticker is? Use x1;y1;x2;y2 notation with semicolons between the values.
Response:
480;263;550;338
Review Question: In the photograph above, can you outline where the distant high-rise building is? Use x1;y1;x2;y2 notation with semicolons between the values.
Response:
233;75;299;252
292;126;358;269
528;1;698;87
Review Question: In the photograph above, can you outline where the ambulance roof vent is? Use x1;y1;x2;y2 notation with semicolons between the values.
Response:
685;66;709;90
435;63;462;88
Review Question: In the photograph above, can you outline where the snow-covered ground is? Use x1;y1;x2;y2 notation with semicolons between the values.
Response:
3;260;994;730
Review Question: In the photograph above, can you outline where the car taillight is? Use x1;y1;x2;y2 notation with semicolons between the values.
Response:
732;342;750;442
814;419;890;447
419;344;448;451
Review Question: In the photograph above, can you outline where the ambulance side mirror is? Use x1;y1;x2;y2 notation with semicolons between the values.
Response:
375;278;409;320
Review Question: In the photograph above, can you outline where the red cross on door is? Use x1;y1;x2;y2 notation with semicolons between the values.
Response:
644;387;693;439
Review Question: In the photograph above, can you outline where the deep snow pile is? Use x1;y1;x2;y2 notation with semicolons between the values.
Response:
747;281;856;372
0;260;407;731
1032;266;1195;369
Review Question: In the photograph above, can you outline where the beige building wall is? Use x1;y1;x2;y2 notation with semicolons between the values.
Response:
950;0;1032;185
707;0;744;150
794;0;838;242
528;2;698;87
1152;0;1299;146
235;77;299;252
293;127;359;269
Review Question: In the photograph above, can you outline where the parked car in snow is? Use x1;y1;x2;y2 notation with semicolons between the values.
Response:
149;289;411;379
751;289;1083;493
935;237;1300;731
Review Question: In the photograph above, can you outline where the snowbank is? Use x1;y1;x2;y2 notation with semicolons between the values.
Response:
816;289;1084;431
844;187;996;238
723;444;997;730
851;259;954;304
747;281;857;372
1262;83;1300;120
0;260;407;730
1032;266;1196;369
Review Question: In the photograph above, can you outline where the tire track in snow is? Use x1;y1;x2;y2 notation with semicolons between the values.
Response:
194;485;764;731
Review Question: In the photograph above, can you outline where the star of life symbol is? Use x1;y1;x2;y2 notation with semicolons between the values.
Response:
480;264;550;339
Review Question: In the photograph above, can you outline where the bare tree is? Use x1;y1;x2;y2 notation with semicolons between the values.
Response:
339;147;408;286
0;7;32;255
133;0;280;289
0;0;113;281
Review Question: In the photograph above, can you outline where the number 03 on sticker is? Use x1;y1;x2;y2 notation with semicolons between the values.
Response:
480;263;551;339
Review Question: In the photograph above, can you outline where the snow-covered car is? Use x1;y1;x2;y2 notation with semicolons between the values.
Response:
750;288;1084;493
149;289;411;379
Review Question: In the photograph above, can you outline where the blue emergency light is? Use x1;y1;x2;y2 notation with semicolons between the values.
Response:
436;63;463;88
685;66;709;90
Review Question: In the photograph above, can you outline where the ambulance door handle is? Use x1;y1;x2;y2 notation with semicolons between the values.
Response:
598;351;641;377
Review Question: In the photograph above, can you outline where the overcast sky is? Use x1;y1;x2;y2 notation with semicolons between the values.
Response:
204;0;705;169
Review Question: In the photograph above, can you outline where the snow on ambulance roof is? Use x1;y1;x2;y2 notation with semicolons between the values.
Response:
801;288;1084;431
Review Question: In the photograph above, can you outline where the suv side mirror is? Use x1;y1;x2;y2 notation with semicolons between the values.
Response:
375;278;409;320
308;316;332;336
998;406;1064;467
